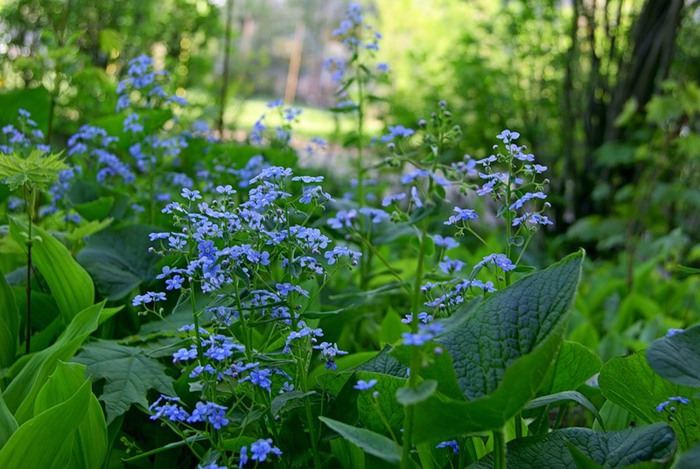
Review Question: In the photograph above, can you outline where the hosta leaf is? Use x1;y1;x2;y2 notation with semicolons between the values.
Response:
74;340;175;424
0;390;18;447
645;326;700;388
599;351;700;450
409;251;584;443
4;302;111;423
76;224;161;300
0;379;90;469
469;423;676;468
34;361;107;469
0;267;19;368
9;217;94;323
319;416;402;465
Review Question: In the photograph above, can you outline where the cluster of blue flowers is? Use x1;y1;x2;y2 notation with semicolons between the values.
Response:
117;55;186;111
0;109;49;155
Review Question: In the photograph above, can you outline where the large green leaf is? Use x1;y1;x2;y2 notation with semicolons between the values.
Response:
9;217;94;323
541;341;602;394
74;340;176;424
524;391;604;429
355;372;405;435
409;251;584;443
469;423;676;468
0;380;91;468
645;326;700;388
0;390;18;448
76;224;161;300
3;302;112;423
674;443;700;469
0;267;19;368
319;416;402;465
34;362;108;469
599;352;699;450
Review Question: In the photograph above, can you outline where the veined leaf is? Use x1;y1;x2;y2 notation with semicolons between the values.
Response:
0;149;68;192
645;326;700;388
74;340;175;424
409;251;584;443
469;423;676;468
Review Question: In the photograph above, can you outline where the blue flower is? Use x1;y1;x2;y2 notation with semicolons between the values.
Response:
444;207;478;225
354;379;378;391
436;440;459;453
382;193;406;206
666;328;684;337
379;125;415;143
172;347;197;363
250;438;282;463
433;235;458;250
656;396;690;412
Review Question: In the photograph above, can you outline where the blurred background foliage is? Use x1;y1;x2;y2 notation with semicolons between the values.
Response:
1;0;699;333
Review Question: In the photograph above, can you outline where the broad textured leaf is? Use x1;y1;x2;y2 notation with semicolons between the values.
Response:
0;267;19;368
77;224;161;300
34;362;107;469
4;302;110;423
674;443;700;469
469;423;676;468
645;326;700;388
0;380;90;469
9;217;94;323
0;390;18;447
356;371;405;435
599;352;699;450
410;251;584;443
354;345;406;378
74;340;175;424
541;341;602;395
319;416;402;464
524;391;604;429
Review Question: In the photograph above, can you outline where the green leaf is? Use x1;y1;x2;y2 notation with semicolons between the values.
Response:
541;341;602;394
378;309;410;345
76;224;161;300
270;391;314;416
396;380;438;406
354;345;407;378
4;302;110;423
674;443;700;469
9;217;94;323
330;438;366;469
0;267;20;368
0;149;68;192
524;391;604;430
319;416;402;465
469;423;676;468
0;390;18;447
74;340;176;424
599;352;699;450
0;379;91;469
356;372;405;435
34;361;107;469
409;251;584;443
72;196;115;221
645;326;700;388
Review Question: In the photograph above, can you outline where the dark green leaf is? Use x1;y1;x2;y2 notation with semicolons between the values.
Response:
541;341;602;395
469;423;676;468
354;346;407;378
77;224;161;300
270;391;314;416
674;443;700;469
356;371;405;435
524;391;604;430
319;416;402;465
0;267;19;368
74;340;175;424
409;251;584;443
645;326;700;388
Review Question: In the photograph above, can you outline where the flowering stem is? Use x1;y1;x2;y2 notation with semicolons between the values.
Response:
401;222;429;468
189;282;204;359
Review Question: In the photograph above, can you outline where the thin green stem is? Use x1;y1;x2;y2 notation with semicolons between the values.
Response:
24;186;35;354
189;282;204;359
492;427;507;469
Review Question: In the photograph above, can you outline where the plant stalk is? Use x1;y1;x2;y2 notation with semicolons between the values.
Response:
493;427;506;469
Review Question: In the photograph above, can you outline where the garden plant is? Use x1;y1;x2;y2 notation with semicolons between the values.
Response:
0;2;699;469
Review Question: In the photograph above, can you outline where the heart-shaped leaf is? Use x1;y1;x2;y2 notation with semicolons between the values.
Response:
645;326;700;388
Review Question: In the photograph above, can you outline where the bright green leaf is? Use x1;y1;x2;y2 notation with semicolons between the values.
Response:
9;217;94;323
599;352;699;450
0;390;18;447
0;267;19;368
541;341;602;395
319;416;402;465
0;380;91;469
